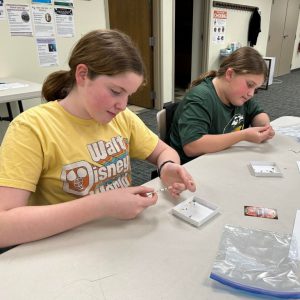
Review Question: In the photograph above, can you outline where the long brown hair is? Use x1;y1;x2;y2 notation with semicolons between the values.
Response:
190;47;267;88
42;29;145;101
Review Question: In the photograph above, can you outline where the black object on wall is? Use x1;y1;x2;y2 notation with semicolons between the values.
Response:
212;1;256;12
248;7;261;47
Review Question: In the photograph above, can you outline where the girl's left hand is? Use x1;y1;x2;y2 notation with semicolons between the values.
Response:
160;162;196;198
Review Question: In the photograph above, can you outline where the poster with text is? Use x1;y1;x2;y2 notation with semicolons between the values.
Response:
0;0;5;21
32;5;55;37
36;37;58;67
54;0;73;7
6;4;33;36
212;10;227;44
54;7;74;37
32;0;52;4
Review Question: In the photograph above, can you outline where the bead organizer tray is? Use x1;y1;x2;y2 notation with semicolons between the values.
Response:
249;161;283;177
172;196;219;227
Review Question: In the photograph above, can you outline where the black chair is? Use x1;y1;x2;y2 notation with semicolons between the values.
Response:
151;101;180;179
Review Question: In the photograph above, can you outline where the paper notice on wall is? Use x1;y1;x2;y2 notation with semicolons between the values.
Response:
32;0;52;3
54;0;73;7
212;10;227;44
36;37;59;67
0;0;5;21
54;7;74;37
6;4;33;36
32;6;55;37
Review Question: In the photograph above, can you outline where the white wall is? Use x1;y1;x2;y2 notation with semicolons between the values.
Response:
207;0;273;70
0;0;106;81
292;10;300;70
0;0;107;140
160;0;175;104
0;0;299;137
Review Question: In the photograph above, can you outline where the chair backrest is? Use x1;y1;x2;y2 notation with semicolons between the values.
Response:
156;101;179;145
156;109;167;141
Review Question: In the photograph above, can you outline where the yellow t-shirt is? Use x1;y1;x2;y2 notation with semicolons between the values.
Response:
0;101;158;205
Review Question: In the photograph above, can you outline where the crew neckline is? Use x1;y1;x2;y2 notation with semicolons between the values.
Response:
53;100;100;126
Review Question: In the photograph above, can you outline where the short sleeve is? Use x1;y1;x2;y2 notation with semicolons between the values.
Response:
178;94;212;146
244;99;265;127
127;111;159;160
0;120;43;192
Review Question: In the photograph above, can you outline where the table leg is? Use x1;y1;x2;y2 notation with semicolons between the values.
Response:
0;103;13;121
0;101;24;122
18;100;24;113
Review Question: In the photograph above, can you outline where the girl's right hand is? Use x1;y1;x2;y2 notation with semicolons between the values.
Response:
244;125;273;143
98;186;158;219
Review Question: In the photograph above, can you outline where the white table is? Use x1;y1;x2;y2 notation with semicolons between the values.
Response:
271;116;300;127
271;116;300;143
0;77;42;121
0;133;299;299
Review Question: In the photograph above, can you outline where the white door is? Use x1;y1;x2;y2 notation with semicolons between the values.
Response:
266;0;300;76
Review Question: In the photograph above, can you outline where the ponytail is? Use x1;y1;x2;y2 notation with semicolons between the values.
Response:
190;47;267;89
42;71;74;102
41;29;145;102
190;70;217;88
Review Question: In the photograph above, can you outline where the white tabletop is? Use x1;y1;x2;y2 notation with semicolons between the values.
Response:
271;116;300;127
0;133;299;299
0;77;42;104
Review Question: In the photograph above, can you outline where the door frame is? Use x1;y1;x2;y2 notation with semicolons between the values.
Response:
153;0;209;110
266;0;300;76
104;0;209;110
152;0;164;110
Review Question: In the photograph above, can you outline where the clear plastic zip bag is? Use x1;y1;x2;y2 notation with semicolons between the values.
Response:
210;224;300;298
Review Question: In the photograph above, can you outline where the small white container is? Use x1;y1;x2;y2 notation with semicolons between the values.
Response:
172;196;220;227
248;161;283;177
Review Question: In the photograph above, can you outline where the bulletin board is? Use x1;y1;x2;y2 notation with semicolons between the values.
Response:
0;0;107;83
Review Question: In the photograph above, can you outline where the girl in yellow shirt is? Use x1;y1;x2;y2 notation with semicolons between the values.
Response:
0;29;195;249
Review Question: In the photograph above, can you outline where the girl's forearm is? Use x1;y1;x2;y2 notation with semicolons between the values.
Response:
0;194;103;247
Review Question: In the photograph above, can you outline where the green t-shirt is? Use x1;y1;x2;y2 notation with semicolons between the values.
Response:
170;77;264;164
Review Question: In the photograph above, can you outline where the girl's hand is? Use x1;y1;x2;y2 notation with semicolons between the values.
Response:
98;186;158;219
159;163;196;198
244;125;275;143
